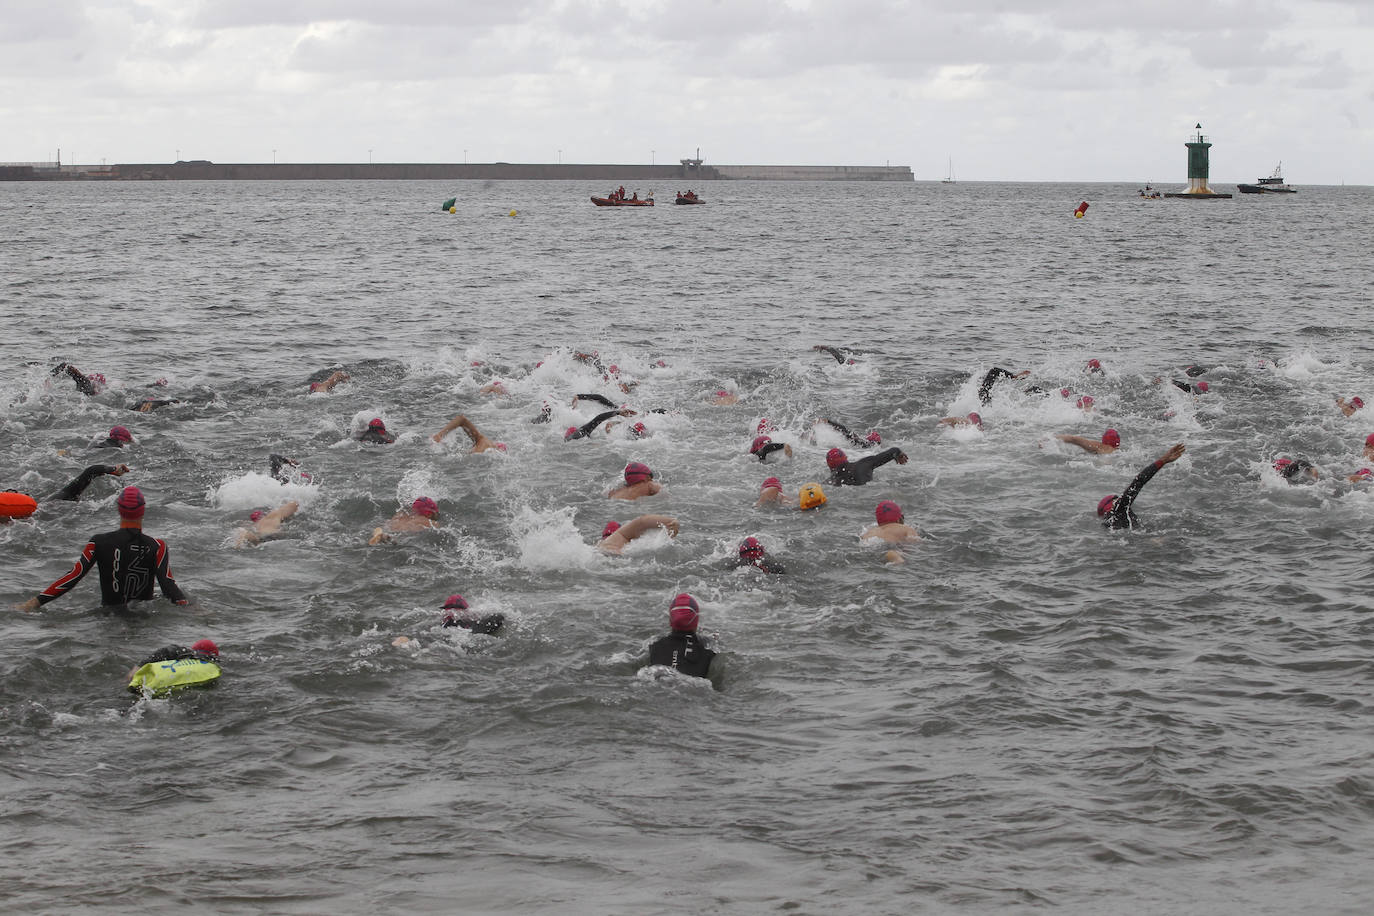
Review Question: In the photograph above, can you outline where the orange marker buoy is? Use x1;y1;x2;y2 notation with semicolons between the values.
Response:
1074;200;1089;219
0;492;39;519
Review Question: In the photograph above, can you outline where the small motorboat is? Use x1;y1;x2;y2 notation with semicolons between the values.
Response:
674;190;705;205
591;188;654;207
1137;183;1161;199
1238;163;1296;194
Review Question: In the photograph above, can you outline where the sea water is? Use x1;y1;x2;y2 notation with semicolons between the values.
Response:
2;178;1373;913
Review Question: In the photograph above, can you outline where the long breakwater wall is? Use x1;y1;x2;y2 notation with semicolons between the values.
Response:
0;162;914;182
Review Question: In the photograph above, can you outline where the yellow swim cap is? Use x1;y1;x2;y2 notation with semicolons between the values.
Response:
799;482;827;510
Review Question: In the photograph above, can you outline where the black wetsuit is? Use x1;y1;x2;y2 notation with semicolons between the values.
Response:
442;613;505;635
532;404;553;424
137;645;219;667
566;410;621;440
1171;380;1205;394
35;527;188;607
754;442;789;461
829;448;905;486
1102;460;1166;531
52;363;97;396
93;437;126;450
729;556;786;574
1183;366;1208;378
574;393;618;409
50;465;121;502
648;631;716;678
1278;459;1317;482
818;419;870;448
816;346;854;365
358;428;395;445
269;454;296;483
978;367;1018;405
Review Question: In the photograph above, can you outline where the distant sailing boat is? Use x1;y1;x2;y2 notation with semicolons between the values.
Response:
941;157;955;184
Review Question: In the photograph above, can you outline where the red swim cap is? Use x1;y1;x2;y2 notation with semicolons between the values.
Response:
602;521;621;540
1195;381;1209;393
750;435;772;454
669;593;699;632
442;594;468;610
967;412;983;428
1060;388;1072;398
826;448;847;469
564;426;580;441
1352;397;1365;409
191;639;219;657
761;476;782;491
1096;494;1116;517
249;510;266;523
874;500;903;525
116;486;145;519
1087;358;1102;371
624;461;652;484
1365;433;1374;447
1077;395;1095;409
1354;468;1372;480
109;425;133;442
865;430;882;444
1273;458;1294;473
1102;429;1121;447
412;497;438;518
631;422;647;438
738;536;764;560
368;418;386;430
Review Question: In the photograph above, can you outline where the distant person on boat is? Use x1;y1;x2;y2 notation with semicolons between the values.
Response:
309;371;349;394
1056;429;1121;455
369;497;440;545
1097;444;1186;531
357;418;396;445
608;462;661;500
433;414;505;453
597;515;680;555
977;367;1031;404
16;486;190;612
1336;396;1365;417
812;345;857;365
826;446;908;487
646;593;719;681
234;500;300;548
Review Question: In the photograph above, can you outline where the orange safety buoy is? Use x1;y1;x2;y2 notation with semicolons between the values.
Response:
0;492;39;519
1074;200;1089;219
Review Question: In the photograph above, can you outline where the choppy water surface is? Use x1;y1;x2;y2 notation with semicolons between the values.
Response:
3;178;1373;913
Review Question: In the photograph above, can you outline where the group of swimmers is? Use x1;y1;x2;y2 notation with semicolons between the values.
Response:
10;350;1373;686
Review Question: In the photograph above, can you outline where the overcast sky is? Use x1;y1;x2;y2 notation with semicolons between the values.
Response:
3;0;1371;182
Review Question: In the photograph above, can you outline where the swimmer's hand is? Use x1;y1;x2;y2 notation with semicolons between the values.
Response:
895;451;909;465
16;597;40;613
1159;443;1186;465
111;465;131;476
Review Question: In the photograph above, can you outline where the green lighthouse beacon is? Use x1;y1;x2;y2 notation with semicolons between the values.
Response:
1165;123;1232;199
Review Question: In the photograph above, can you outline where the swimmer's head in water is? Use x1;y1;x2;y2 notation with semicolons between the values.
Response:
602;520;621;540
874;500;903;525
624;461;653;484
1077;395;1095;409
368;418;388;434
412;497;439;518
117;486;146;519
1365;433;1374;448
494;442;507;452
826;448;847;469
1273;458;1294;474
1060;388;1072;398
630;422;648;439
607;364;619;375
564;426;580;441
442;594;469;610
109;425;133;443
757;417;775;433
738;536;765;561
865;430;882;444
1350;397;1365;409
1087;358;1103;372
968;412;983;429
249;510;266;523
669;593;699;632
799;482;827;510
750;435;772;454
761;476;782;492
1194;381;1209;393
191;639;219;657
1353;468;1372;480
1102;429;1121;447
1096;494;1117;517
87;372;107;392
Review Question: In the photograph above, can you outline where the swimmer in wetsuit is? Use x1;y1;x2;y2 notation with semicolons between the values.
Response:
129;396;181;413
1170;379;1209;395
1272;458;1319;483
572;393;619;410
750;435;793;461
564;409;633;441
826;446;908;486
646;593;719;681
439;594;505;635
358;418;396;444
812;345;858;365
16;486;189;611
814;418;880;449
51;362;105;396
94;426;134;449
1097;444;1186;531
126;639;221;695
268;453;309;483
729;536;785;574
49;464;131;501
977;367;1031;405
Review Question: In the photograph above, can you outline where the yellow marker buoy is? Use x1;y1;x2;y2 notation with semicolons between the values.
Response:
509;209;518;217
1074;200;1089;219
448;206;456;214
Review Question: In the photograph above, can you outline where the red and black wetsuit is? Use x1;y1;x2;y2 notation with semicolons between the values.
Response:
50;465;121;501
1103;459;1166;531
829;447;905;486
648;631;716;678
34;528;188;607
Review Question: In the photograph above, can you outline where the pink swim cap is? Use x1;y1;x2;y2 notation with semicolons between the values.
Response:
624;461;652;484
761;476;782;491
1354;468;1372;480
1102;429;1121;447
601;521;621;539
191;639;219;657
631;422;647;438
1096;494;1116;517
109;425;133;442
874;500;903;525
368;418;386;430
1352;397;1365;409
442;594;468;610
412;497;438;518
750;435;772;454
826;447;847;469
1273;458;1294;473
1365;433;1374;447
1087;358;1102;371
738;536;765;560
967;412;983;428
1077;395;1095;409
669;593;699;632
117;486;146;519
608;364;620;375
865;430;882;444
564;426;580;441
249;510;266;523
715;389;730;398
1195;381;1209;393
1060;388;1072;398
494;442;507;452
